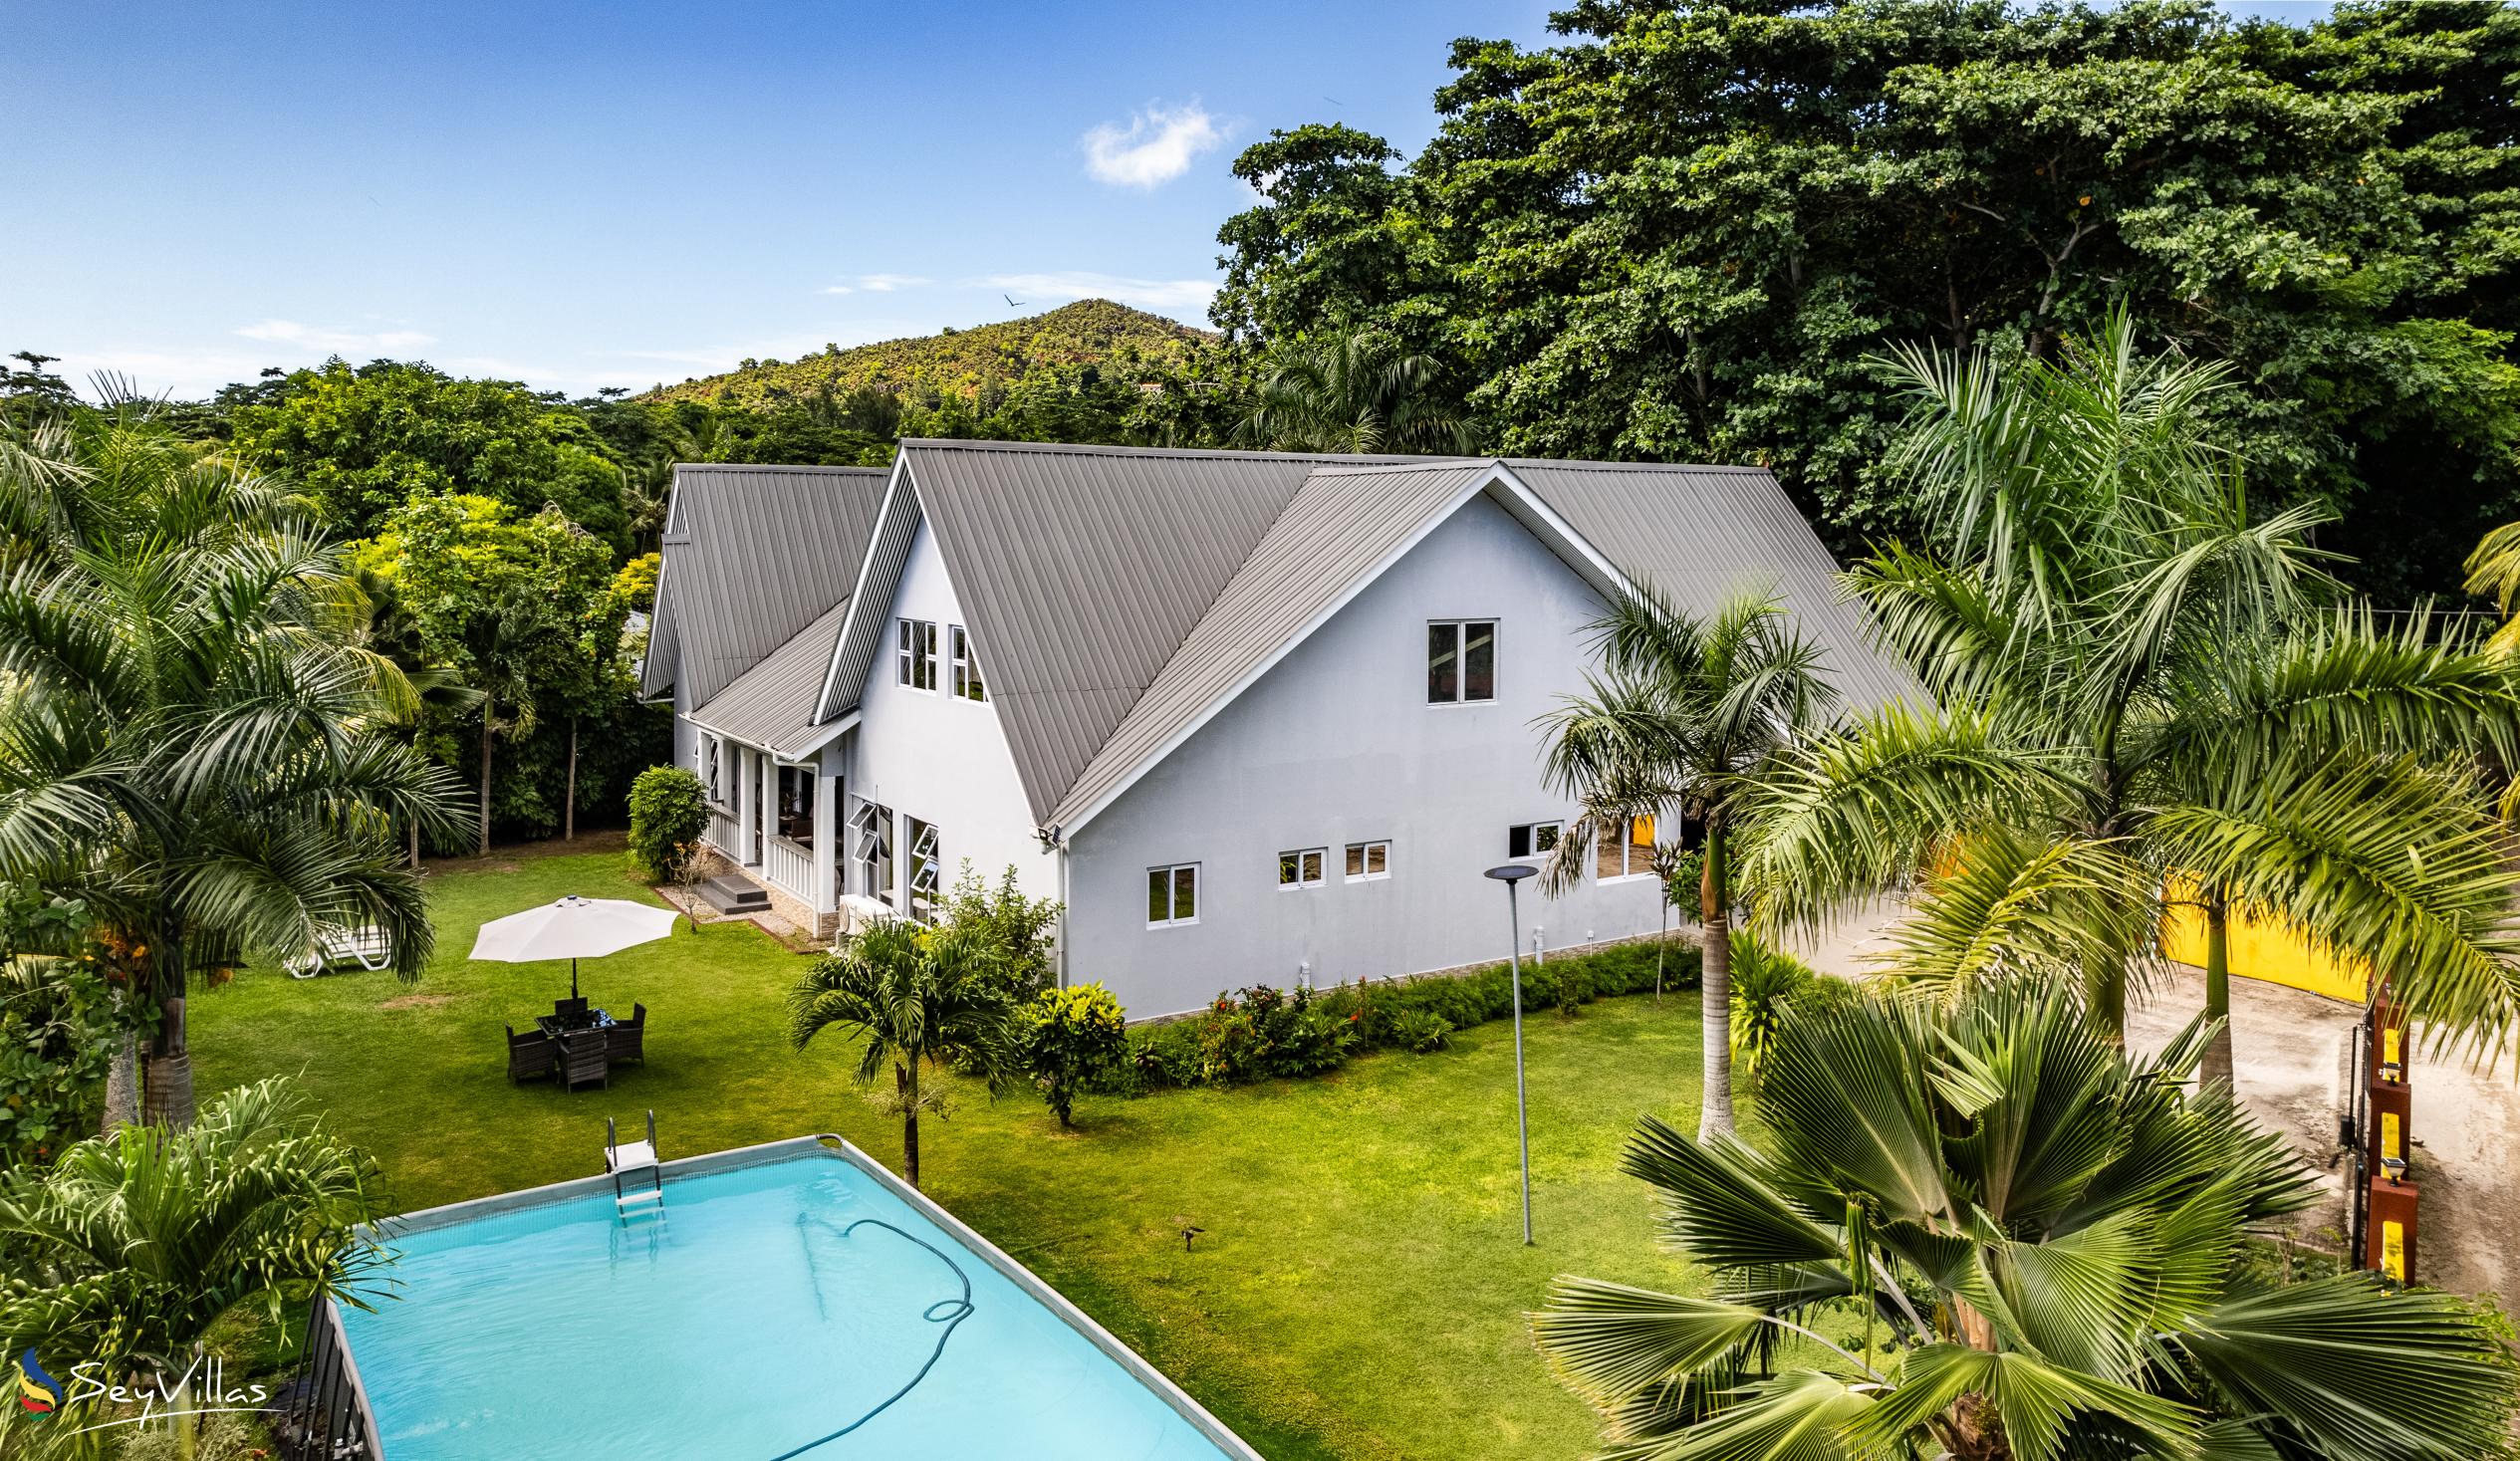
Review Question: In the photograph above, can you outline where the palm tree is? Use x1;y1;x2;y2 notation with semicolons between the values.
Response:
1536;589;1835;1137
788;917;1021;1188
1741;311;2520;1080
1239;326;1475;454
0;1078;385;1437
0;402;467;1123
1531;979;2520;1460
349;565;483;867
2462;517;2520;656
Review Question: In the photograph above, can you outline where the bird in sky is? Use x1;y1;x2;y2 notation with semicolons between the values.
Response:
1003;294;1025;308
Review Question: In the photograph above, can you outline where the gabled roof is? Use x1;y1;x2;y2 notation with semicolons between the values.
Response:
811;440;1915;835
640;463;886;707
688;600;851;758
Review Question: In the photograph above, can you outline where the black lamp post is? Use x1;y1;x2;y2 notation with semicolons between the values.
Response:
1485;862;1538;1245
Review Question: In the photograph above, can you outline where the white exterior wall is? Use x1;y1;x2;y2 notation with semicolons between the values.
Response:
844;518;1057;911
1067;495;1666;1017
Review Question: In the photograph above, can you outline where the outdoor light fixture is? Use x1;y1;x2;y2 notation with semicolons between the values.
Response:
1485;862;1538;1245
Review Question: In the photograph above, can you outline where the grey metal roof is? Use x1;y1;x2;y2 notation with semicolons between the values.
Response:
644;463;886;707
799;439;1913;831
1048;461;1497;828
1504;459;1919;714
690;600;851;757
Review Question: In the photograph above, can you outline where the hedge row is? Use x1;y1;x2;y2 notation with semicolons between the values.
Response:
1100;936;1702;1095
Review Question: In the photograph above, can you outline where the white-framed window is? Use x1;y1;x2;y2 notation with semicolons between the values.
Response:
1427;619;1497;704
1147;863;1199;926
776;763;816;849
699;734;724;807
895;618;938;691
1345;841;1390;882
853;799;894;906
1598;814;1655;880
905;817;941;923
950;624;985;702
1509;821;1562;860
1278;848;1326;889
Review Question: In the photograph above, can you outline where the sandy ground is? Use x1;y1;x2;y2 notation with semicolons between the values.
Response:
1779;901;2518;1302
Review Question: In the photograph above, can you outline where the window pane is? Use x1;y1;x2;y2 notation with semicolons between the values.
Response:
1463;621;1495;701
1148;869;1168;922
1536;823;1560;852
1368;843;1386;875
1509;825;1532;858
1303;850;1322;882
1427;621;1458;702
1598;829;1625;880
1632;814;1655;849
1347;844;1365;877
1279;852;1299;886
1173;866;1197;921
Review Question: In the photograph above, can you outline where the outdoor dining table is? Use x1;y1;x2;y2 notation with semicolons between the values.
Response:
535;1007;614;1039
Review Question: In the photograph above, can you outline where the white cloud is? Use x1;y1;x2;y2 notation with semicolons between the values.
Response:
981;271;1218;317
233;319;436;354
1081;102;1225;188
817;273;928;297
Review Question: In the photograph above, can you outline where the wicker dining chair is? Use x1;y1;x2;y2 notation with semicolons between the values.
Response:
505;1024;557;1085
559;1027;610;1091
607;1003;646;1067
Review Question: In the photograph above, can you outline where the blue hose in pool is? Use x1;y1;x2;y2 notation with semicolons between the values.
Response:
769;1217;976;1459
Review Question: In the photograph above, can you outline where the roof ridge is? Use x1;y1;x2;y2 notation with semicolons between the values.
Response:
672;462;889;476
1302;457;1497;477
896;437;1430;465
1503;457;1770;475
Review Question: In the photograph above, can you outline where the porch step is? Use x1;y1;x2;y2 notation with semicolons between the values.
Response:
697;873;770;914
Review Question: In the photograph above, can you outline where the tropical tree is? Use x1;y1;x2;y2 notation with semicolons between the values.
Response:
0;404;467;1123
1741;313;2520;1084
1239;326;1474;455
788;918;1021;1188
1532;979;2520;1461
1536;589;1835;1137
0;1078;385;1435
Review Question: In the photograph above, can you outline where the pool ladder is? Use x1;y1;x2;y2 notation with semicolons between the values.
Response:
607;1109;664;1224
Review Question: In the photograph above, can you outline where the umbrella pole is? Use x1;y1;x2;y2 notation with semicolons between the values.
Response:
572;957;580;1001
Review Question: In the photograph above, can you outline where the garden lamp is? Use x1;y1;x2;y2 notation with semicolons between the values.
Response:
1485;862;1538;1245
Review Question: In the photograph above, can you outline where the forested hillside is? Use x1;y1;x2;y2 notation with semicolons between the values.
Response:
642;299;1213;408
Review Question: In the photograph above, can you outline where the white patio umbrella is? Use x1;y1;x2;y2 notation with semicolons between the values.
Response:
469;895;679;999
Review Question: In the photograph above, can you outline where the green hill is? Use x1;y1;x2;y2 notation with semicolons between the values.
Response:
642;299;1215;407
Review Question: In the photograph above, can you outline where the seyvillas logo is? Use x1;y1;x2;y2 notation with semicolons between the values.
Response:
17;1349;62;1415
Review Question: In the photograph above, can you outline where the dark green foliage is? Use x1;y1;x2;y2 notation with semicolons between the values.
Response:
1021;983;1129;1126
937;862;1063;1003
0;885;134;1166
1724;932;1823;1086
1213;0;2520;602
625;766;710;884
1113;938;1700;1094
226;360;634;552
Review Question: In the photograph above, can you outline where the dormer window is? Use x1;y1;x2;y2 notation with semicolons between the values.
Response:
1427;620;1496;703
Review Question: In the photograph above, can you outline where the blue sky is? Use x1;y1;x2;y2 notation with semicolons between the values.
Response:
9;1;2332;399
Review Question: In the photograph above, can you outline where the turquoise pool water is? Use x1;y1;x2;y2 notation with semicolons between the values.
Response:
339;1152;1236;1460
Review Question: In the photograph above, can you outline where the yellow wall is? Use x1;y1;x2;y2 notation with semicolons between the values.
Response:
2159;893;2371;1003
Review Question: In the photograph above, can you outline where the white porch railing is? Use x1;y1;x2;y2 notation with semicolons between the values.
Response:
706;809;740;856
764;838;814;900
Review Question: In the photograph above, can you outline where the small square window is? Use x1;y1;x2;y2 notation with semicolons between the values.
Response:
1509;821;1563;860
896;618;938;691
1598;814;1656;880
1148;862;1200;926
1278;848;1326;888
1345;840;1389;881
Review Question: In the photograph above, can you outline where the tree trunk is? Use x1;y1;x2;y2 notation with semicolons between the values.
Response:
100;1031;139;1134
2200;894;2235;1096
1699;825;1735;1139
407;815;421;871
141;994;192;1128
476;703;494;857
564;717;579;842
900;1061;922;1189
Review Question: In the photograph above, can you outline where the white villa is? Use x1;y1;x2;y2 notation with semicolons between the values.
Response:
639;441;1907;1018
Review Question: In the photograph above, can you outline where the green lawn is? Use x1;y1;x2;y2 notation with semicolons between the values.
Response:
191;843;1712;1460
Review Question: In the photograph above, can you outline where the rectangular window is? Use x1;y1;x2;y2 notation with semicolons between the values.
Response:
1147;862;1199;926
1345;840;1390;881
853;799;894;907
895;618;938;691
905;817;941;923
1427;620;1497;703
1597;814;1656;880
1278;848;1326;889
776;764;816;849
950;625;985;702
700;735;723;806
1509;821;1563;860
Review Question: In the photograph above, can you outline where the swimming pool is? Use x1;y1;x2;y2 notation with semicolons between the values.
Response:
335;1138;1252;1460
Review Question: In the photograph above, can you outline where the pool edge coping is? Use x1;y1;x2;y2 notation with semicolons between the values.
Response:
356;1133;1266;1461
